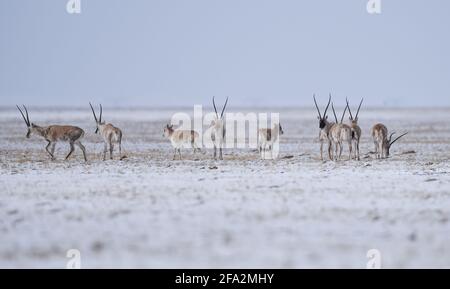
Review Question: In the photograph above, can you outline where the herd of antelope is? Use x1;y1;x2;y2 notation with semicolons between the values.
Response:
15;95;408;162
313;94;408;161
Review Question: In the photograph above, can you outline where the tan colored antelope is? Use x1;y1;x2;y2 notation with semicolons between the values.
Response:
163;124;200;160
16;105;87;162
329;103;352;161
89;103;123;161
258;122;284;159
313;94;334;161
346;98;363;160
372;124;408;159
210;96;228;160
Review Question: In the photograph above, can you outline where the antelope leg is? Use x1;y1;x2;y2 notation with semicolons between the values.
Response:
110;142;114;160
65;142;75;160
320;142;323;161
103;143;108;161
45;141;55;160
75;141;87;162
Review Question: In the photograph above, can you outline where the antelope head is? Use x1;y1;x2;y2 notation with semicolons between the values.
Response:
89;102;104;134
313;94;331;129
346;98;363;125
385;131;408;157
278;123;284;135
163;124;174;138
270;122;284;136
16;105;36;138
211;96;228;126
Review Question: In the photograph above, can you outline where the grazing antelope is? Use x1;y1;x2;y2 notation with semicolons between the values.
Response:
16;105;87;162
313;94;334;161
258;123;284;159
372;124;408;159
346;98;363;160
210;96;228;160
163;124;200;160
329;103;352;161
89;103;123;161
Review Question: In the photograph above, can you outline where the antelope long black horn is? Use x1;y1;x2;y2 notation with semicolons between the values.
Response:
16;105;30;127
23;105;30;126
341;103;348;123
355;98;363;119
346;98;353;119
390;132;408;146
323;94;332;117
389;132;396;142
99;104;103;123
313;94;322;119
212;96;218;118
89;102;98;122
331;102;338;123
220;97;229;119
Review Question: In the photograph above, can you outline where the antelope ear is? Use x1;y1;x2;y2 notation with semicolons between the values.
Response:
317;116;320;120
31;123;36;127
325;115;328;119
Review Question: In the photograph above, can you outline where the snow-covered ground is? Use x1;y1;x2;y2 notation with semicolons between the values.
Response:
1;106;449;268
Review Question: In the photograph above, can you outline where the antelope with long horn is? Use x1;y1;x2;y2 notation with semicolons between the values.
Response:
372;124;408;159
210;96;228;160
346;98;363;160
89;103;123;161
163;124;200;160
313;94;333;161
329;103;353;161
16;105;87;162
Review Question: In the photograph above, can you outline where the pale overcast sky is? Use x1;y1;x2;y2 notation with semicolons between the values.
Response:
0;0;449;107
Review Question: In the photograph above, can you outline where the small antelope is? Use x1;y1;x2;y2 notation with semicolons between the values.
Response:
258;123;284;159
16;105;87;162
163;124;200;160
89;103;123;161
313;94;334;161
329;103;352;161
372;124;408;159
346;98;363;160
210;96;228;160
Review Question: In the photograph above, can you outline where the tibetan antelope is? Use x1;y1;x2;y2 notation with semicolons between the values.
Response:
89;103;123;161
16;105;87;162
346;98;363;160
258;123;284;159
210;96;228;160
163;124;200;160
313;94;333;161
372;124;408;159
329;103;352;161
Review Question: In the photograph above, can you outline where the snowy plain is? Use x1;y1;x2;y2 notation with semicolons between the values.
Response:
0;106;449;268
